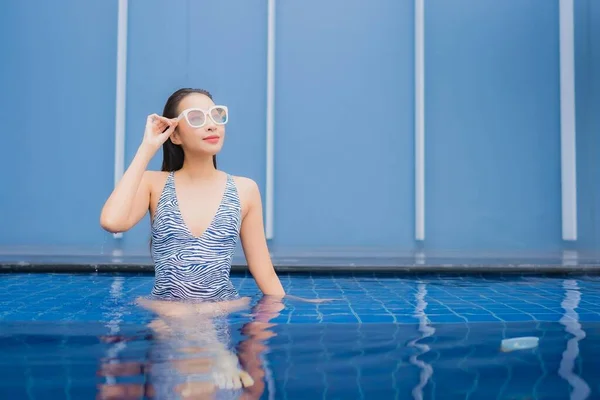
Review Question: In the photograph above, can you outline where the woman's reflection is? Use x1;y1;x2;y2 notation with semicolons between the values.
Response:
96;295;284;399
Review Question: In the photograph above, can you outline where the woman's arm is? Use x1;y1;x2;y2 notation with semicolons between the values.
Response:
238;179;336;303
239;178;285;296
100;114;177;233
100;146;153;233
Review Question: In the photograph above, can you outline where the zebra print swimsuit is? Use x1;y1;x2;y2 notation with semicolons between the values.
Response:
149;172;241;301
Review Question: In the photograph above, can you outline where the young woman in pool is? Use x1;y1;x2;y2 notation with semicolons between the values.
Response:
100;88;325;395
101;88;286;303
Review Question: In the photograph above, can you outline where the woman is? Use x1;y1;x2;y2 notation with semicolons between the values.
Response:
100;88;285;301
100;88;322;396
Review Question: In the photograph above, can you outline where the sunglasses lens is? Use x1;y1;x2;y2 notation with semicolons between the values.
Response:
211;107;228;124
187;110;206;127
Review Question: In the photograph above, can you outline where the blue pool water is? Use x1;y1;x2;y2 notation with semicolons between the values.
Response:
0;272;599;399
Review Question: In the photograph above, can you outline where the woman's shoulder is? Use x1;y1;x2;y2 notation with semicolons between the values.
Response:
230;175;261;215
143;171;171;195
144;170;170;184
230;174;259;193
230;175;262;207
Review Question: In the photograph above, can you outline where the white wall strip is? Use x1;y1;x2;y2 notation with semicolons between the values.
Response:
265;0;276;240
415;0;425;241
113;0;128;240
559;0;578;241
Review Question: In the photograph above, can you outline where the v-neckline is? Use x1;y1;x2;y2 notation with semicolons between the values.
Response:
171;172;229;240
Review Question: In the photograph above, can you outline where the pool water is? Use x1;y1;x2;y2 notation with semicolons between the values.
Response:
1;272;599;399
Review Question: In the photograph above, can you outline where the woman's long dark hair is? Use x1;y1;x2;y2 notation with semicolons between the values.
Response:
161;88;217;171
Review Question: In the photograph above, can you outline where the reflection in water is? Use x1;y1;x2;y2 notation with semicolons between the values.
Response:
102;277;127;386
2;316;598;399
96;295;282;400
559;280;590;400
408;282;434;400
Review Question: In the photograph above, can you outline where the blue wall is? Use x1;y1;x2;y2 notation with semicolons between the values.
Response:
0;0;598;257
426;0;562;251
275;0;415;252
0;1;117;248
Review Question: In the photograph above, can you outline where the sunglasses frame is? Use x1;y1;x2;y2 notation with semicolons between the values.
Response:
177;105;229;128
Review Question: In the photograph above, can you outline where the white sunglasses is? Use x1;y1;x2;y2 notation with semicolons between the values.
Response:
177;105;229;128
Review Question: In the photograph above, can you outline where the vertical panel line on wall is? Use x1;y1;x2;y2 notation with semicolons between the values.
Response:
113;0;128;240
265;0;276;240
559;0;577;241
415;0;425;241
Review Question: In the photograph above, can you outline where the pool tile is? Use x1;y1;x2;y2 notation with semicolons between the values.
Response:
355;314;396;323
1;272;600;326
321;315;360;323
426;314;468;323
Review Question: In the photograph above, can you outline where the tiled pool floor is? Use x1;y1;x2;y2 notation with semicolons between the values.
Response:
1;272;599;324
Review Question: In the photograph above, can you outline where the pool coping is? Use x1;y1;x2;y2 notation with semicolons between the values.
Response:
2;250;600;274
2;257;600;274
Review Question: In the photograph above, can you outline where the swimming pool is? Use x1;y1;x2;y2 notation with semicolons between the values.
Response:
1;272;599;399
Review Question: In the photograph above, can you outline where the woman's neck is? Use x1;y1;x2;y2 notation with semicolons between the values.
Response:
179;154;218;181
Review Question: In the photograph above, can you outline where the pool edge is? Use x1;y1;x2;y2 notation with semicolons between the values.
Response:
2;262;600;274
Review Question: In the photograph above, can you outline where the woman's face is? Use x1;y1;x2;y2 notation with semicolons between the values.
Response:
170;93;227;156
